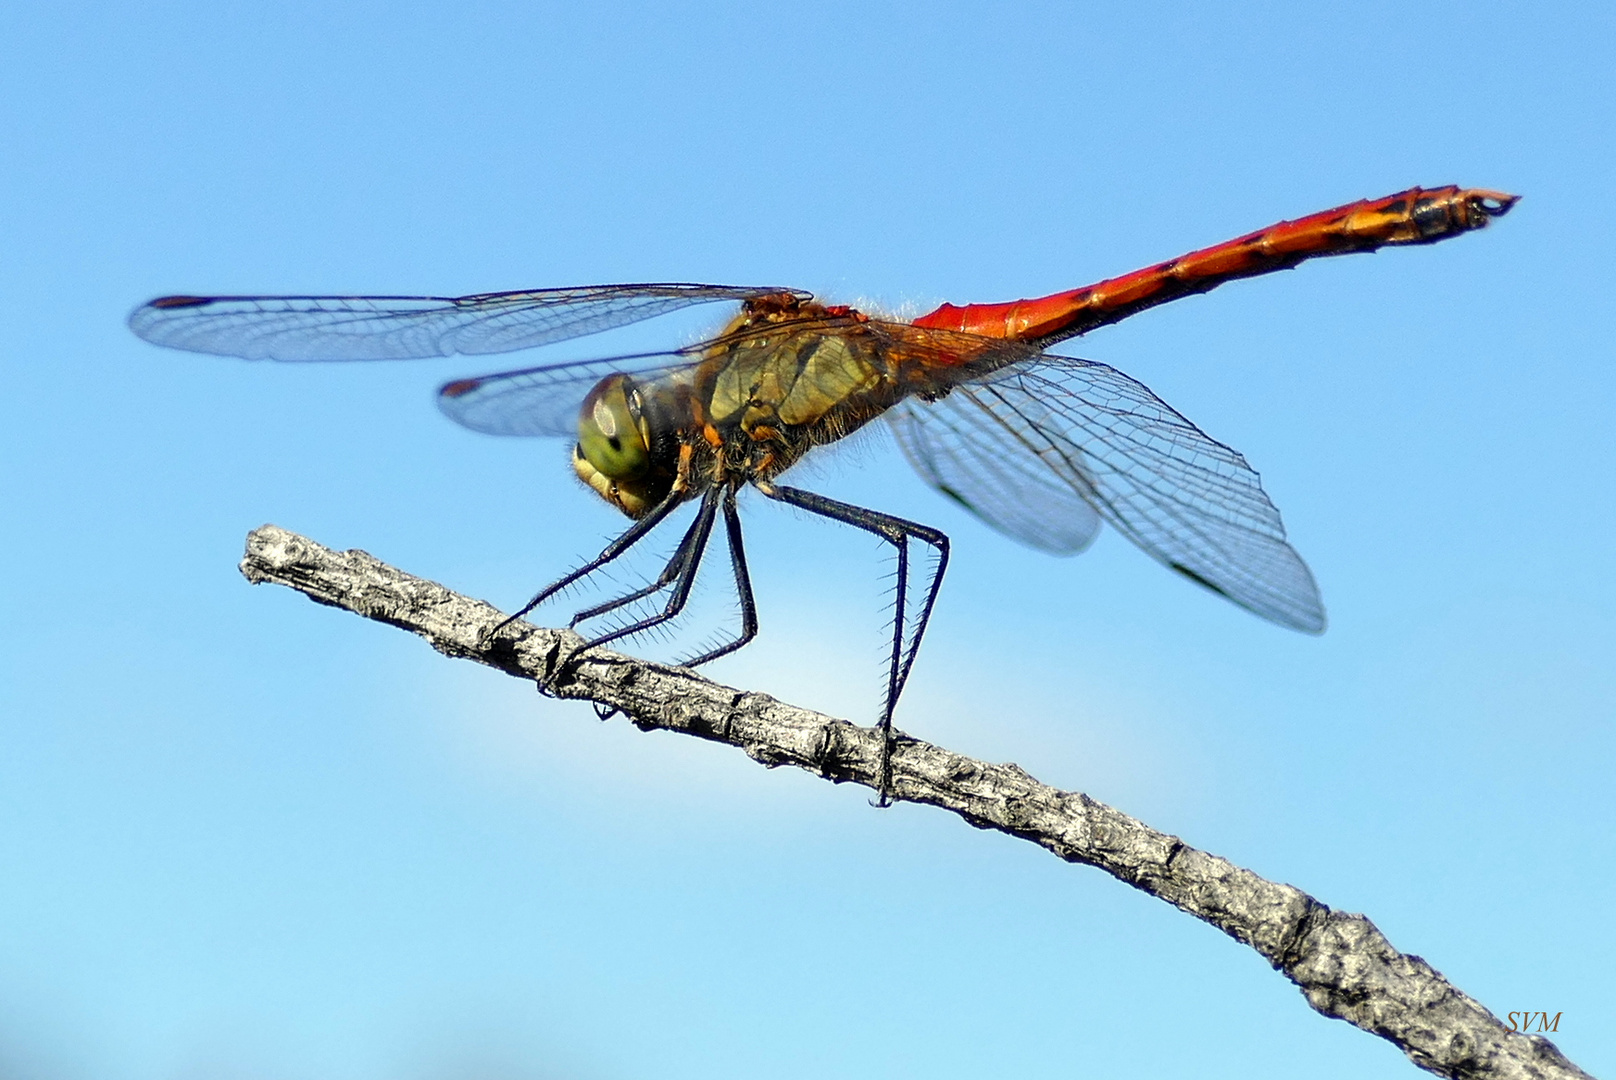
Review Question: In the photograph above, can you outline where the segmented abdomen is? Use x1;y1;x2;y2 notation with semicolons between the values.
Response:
910;185;1517;345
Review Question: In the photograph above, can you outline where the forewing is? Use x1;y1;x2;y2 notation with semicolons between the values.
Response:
897;355;1324;633
435;349;701;437
128;283;803;361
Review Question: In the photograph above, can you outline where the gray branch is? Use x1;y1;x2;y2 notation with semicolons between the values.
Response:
239;524;1592;1080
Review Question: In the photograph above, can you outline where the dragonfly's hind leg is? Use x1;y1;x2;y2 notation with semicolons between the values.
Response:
755;481;950;806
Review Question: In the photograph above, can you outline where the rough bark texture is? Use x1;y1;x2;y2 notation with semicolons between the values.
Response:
239;524;1593;1080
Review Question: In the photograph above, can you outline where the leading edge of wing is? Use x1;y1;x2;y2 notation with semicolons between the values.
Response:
128;283;807;361
434;348;703;438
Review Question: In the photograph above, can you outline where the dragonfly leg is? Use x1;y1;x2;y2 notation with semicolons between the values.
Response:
577;486;722;654
677;485;759;668
567;500;713;627
568;575;680;627
493;484;689;636
755;482;950;805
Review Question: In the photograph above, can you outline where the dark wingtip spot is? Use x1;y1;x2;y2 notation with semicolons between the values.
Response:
150;295;213;309
1169;561;1233;600
441;378;482;398
936;483;977;512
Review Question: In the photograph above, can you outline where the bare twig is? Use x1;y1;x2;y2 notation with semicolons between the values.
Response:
239;524;1592;1080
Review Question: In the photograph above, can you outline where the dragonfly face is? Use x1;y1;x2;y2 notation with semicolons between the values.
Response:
127;185;1515;801
572;373;675;518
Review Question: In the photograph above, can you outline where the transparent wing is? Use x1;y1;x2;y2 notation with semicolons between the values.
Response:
128;283;805;361
886;395;1102;555
893;354;1325;633
435;348;703;437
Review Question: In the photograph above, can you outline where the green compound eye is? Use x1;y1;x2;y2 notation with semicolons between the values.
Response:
576;375;650;480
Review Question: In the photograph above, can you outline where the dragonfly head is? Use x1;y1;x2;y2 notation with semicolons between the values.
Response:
573;374;672;518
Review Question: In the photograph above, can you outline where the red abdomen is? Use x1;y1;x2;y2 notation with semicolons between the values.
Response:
910;185;1517;345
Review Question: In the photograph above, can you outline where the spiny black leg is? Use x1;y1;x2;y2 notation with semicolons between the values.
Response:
756;482;950;805
887;535;909;718
679;485;759;668
568;575;678;628
568;500;712;627
891;524;948;698
757;483;950;715
582;486;721;653
872;533;910;804
493;485;687;636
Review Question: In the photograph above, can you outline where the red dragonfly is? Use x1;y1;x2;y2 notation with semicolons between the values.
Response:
131;185;1514;791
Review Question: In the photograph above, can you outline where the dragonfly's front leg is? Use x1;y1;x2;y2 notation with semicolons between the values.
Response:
567;497;715;628
496;443;701;636
579;486;722;653
754;481;950;805
493;484;688;636
536;487;722;724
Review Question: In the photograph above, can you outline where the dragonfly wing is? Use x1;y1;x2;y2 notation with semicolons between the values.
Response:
128;284;803;361
887;398;1103;555
435;349;700;437
900;355;1325;633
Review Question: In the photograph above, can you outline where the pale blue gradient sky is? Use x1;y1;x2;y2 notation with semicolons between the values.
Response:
2;2;1612;1077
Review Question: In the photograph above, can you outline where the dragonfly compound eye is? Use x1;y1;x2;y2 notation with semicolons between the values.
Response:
573;374;666;517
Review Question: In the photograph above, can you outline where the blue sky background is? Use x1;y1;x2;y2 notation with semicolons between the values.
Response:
3;1;1612;1077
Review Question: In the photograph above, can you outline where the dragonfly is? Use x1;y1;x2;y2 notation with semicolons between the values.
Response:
131;184;1515;797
